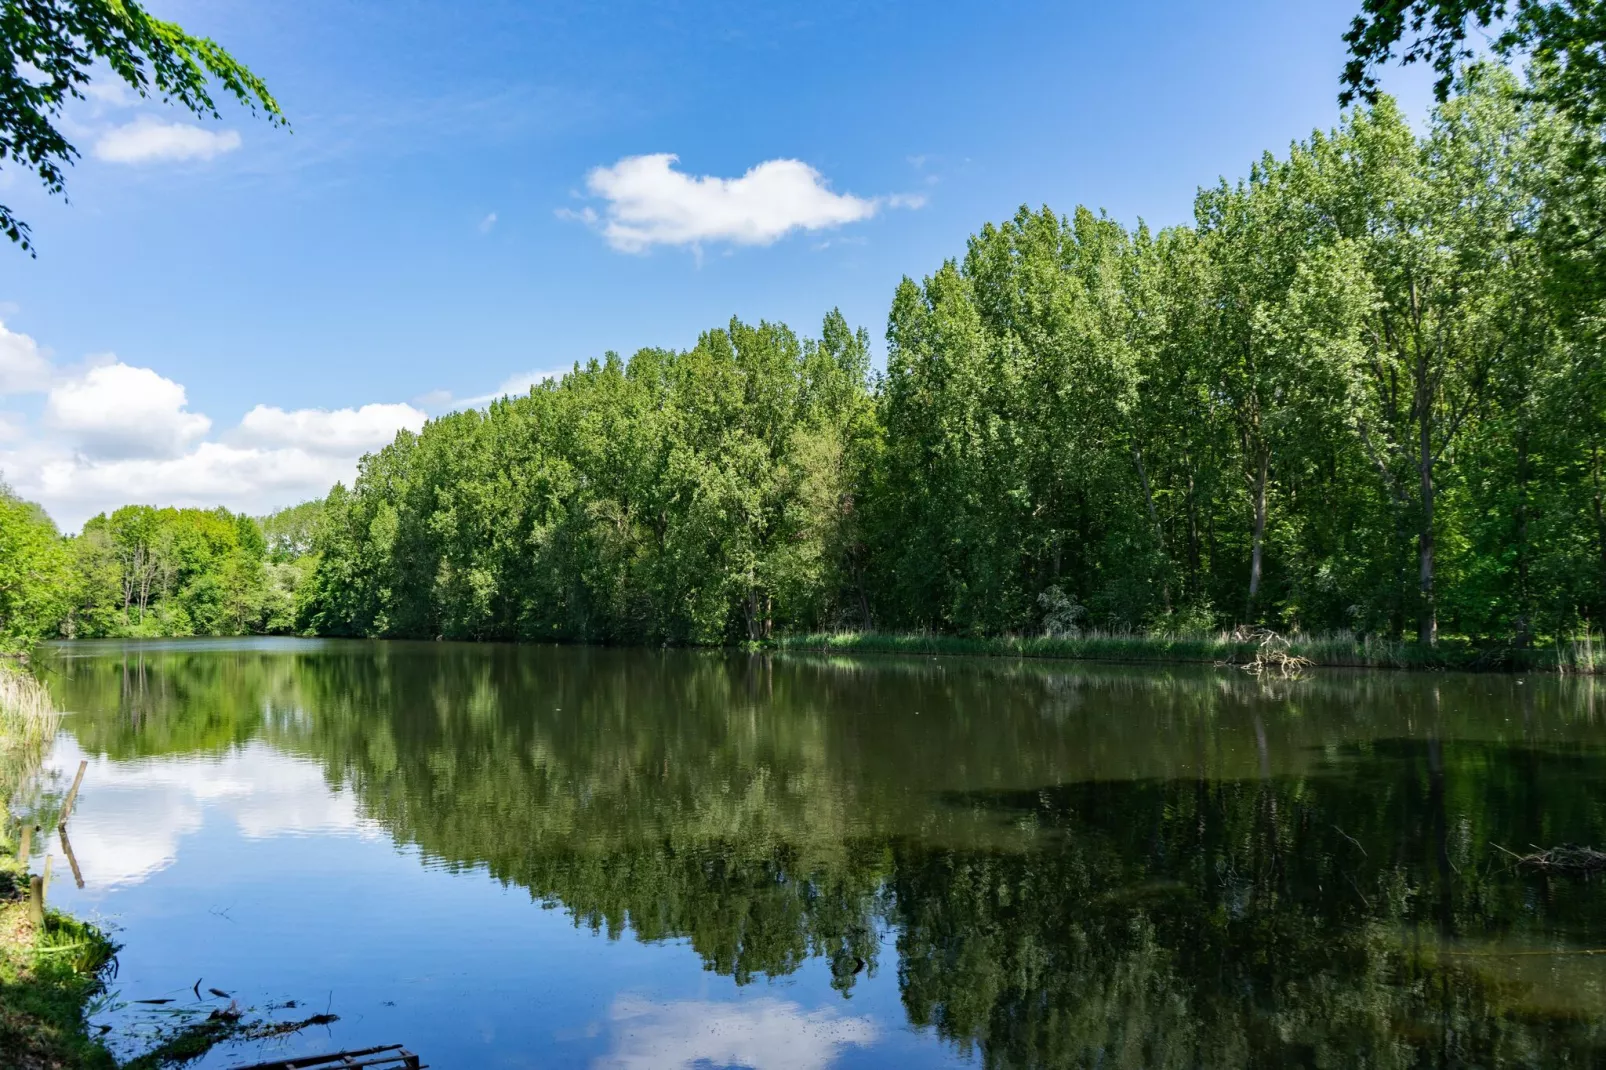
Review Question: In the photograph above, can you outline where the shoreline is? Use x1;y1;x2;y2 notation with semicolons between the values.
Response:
767;631;1606;674
1;665;117;1070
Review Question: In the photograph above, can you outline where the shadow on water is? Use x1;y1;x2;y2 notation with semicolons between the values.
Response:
35;639;1606;1068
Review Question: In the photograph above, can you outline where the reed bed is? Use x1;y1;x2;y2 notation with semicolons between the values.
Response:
0;663;61;812
771;629;1606;673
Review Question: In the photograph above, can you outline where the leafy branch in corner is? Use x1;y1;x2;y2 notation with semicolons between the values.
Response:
0;0;285;253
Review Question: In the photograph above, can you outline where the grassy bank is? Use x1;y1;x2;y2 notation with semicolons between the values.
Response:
770;630;1606;673
0;664;117;1070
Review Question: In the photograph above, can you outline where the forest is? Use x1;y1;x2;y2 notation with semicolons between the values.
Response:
3;67;1603;653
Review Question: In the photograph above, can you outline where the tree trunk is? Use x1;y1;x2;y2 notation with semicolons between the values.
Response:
1418;387;1437;647
1592;445;1606;596
1246;449;1269;621
1515;431;1531;647
1132;446;1170;611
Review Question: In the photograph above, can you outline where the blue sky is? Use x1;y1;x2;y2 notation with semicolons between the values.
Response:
0;0;1437;528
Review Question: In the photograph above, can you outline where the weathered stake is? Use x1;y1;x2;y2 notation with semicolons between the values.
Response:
27;875;45;930
59;759;88;826
60;824;84;889
18;823;31;866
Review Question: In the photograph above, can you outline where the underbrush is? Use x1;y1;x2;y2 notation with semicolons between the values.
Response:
770;629;1605;673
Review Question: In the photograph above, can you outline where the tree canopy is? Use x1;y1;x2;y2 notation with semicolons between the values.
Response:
1341;1;1606;123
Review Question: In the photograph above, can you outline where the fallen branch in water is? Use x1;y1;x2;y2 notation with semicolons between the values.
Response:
1493;843;1606;874
1233;628;1314;679
119;1005;342;1070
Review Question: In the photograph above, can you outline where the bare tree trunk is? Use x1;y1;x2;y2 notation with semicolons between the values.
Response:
1592;445;1606;593
1515;431;1531;647
1132;446;1171;611
1246;449;1269;621
1418;389;1437;647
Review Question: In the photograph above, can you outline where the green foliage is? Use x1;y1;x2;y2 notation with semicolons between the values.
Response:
1;73;1600;654
286;77;1603;649
0;484;71;649
1;0;284;252
1341;1;1606;122
302;312;877;644
64;503;316;638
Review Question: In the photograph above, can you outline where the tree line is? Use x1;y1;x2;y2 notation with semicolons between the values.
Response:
2;66;1602;650
0;490;319;645
301;68;1606;647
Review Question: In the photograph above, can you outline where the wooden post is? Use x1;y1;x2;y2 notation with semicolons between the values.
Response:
18;824;31;866
27;875;45;930
59;760;88;827
60;824;84;889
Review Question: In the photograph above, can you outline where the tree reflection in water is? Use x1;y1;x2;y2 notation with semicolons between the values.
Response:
44;639;1606;1067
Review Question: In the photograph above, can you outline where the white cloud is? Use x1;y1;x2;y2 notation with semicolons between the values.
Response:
0;326;427;528
94;117;242;164
599;996;879;1070
20;441;356;523
0;320;52;395
235;402;427;455
887;192;928;210
41;740;377;893
45;362;211;459
478;211;498;233
554;206;598;224
490;369;557;398
82;81;135;107
450;369;563;409
580;154;877;252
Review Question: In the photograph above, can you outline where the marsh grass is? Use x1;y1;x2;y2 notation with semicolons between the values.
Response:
0;662;117;1070
1;664;61;820
771;629;1605;673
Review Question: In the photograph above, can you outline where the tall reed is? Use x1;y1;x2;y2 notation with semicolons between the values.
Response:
0;664;60;810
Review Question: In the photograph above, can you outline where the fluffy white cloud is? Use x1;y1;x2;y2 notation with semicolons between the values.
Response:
94;117;242;164
235;402;427;455
42;740;376;893
20;441;360;524
44;362;211;459
488;368;557;399
582;154;877;252
600;996;879;1070
0;320;51;395
0;328;427;529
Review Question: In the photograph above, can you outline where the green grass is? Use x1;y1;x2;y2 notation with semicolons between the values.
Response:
0;837;119;1070
769;629;1606;673
0;664;118;1070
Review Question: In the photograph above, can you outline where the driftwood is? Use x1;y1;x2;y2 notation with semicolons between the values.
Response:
226;1044;425;1070
1230;628;1314;679
1496;843;1606;874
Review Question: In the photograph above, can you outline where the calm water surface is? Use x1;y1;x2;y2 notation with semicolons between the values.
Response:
19;638;1606;1067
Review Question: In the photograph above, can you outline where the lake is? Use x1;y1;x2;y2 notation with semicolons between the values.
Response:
21;638;1606;1067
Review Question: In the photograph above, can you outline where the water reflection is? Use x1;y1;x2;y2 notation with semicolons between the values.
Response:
35;639;1606;1067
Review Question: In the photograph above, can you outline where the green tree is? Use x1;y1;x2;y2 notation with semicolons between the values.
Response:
0;483;70;645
